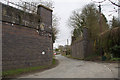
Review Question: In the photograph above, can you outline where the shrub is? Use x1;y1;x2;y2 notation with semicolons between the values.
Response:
110;45;120;58
97;27;120;58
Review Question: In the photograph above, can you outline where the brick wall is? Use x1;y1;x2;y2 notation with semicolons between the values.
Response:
2;2;53;71
71;27;94;59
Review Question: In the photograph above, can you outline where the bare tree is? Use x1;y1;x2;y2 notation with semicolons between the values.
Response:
52;14;60;43
18;0;54;14
68;10;82;29
69;3;109;41
91;0;120;7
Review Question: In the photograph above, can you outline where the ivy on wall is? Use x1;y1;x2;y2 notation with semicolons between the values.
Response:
97;27;120;58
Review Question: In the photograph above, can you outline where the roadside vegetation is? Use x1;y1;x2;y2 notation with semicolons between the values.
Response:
62;53;83;60
3;65;49;77
2;58;57;77
66;3;120;62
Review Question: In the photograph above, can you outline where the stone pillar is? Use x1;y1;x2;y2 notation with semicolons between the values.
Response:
37;5;53;26
83;27;88;40
37;5;53;63
83;27;88;58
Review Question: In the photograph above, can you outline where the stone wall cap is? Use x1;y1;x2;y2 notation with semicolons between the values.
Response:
38;5;53;12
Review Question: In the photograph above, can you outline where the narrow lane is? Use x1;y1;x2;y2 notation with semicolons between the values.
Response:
19;54;118;78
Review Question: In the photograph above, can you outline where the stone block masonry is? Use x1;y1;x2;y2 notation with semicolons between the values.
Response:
71;27;94;59
1;2;53;71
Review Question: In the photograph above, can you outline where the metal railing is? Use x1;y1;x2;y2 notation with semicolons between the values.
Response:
1;0;38;14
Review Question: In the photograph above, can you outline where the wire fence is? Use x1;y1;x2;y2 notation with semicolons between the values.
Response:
1;0;39;14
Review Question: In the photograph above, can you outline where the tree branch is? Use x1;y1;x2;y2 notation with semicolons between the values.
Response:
108;0;120;7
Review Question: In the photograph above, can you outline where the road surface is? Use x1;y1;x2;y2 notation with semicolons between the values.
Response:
19;54;119;78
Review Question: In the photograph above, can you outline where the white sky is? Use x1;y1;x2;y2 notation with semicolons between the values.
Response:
1;0;118;48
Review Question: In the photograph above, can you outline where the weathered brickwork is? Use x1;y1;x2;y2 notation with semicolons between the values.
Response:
71;27;94;59
37;5;52;26
1;3;41;29
2;2;53;71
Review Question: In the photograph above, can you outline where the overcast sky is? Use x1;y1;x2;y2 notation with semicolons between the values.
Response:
52;0;118;48
1;0;118;48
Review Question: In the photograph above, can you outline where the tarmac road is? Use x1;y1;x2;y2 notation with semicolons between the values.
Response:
19;54;119;78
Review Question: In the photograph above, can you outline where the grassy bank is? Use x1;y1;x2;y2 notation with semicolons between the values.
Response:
111;58;120;61
2;58;56;77
84;54;120;62
62;54;83;60
62;53;119;62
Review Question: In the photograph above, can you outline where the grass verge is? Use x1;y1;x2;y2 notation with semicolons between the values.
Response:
2;65;49;77
2;58;57;77
110;58;120;61
62;53;119;63
62;54;83;60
